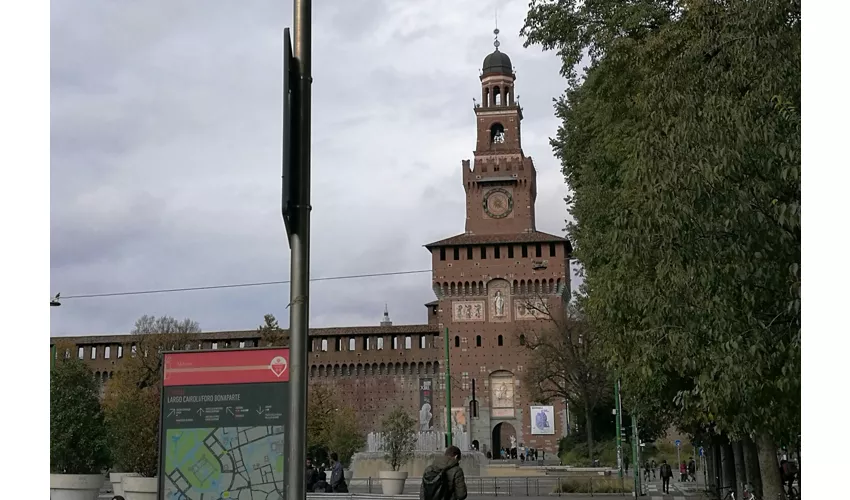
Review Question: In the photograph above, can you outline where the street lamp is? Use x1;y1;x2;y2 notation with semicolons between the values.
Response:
50;292;61;307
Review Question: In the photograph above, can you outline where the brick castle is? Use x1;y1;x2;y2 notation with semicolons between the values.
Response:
50;40;572;456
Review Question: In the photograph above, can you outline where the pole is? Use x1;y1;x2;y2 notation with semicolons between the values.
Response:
287;0;312;499
51;344;55;371
615;379;623;479
444;327;452;446
632;414;641;497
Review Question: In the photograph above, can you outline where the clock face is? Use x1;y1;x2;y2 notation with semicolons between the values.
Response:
483;188;513;219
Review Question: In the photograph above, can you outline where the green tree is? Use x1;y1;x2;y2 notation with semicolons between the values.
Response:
307;384;365;467
258;314;287;347
522;0;799;497
104;315;201;476
50;358;110;474
381;407;417;471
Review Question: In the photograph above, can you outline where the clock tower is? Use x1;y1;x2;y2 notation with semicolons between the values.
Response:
463;28;537;236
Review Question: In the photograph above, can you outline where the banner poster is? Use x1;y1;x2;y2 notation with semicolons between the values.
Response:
530;405;556;435
419;377;434;431
158;348;290;500
451;407;468;434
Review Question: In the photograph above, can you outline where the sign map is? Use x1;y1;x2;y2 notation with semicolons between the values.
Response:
159;349;290;500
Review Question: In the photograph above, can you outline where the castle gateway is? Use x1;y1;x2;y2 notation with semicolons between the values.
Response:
50;40;572;456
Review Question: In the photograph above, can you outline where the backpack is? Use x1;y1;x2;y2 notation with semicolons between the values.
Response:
421;465;450;500
660;464;672;478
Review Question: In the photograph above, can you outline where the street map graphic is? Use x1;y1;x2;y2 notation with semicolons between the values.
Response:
159;349;290;500
163;426;284;500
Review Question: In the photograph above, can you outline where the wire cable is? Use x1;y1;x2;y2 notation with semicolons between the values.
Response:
58;269;432;301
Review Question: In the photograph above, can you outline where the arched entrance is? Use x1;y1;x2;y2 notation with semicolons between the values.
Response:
492;422;517;457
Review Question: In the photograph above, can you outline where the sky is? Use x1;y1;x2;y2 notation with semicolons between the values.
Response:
49;0;579;336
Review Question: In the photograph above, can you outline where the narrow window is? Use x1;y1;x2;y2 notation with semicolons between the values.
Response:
392;336;399;350
239;341;246;348
498;335;504;346
522;245;528;258
349;338;356;351
480;247;487;259
420;335;427;349
335;338;342;352
508;246;514;258
104;346;111;359
224;341;231;349
405;336;412;350
131;344;137;357
535;243;542;257
91;346;97;360
64;349;70;359
321;339;328;352
454;336;460;348
377;337;385;350
77;347;84;359
519;334;526;346
494;246;501;259
453;247;460;260
365;337;371;350
549;243;557;257
117;345;124;358
212;342;218;350
466;247;473;259
476;335;482;347
439;248;446;261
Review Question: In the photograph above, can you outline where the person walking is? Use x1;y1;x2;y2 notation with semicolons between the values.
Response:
329;452;348;493
651;459;657;479
687;457;696;482
659;460;673;494
421;445;468;500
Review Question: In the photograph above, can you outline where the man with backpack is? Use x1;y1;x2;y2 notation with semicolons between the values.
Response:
421;446;468;500
659;460;674;494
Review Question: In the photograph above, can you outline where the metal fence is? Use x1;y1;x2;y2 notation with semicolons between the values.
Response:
346;475;634;497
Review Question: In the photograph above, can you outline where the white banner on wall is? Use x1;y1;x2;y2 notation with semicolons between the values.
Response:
530;405;556;435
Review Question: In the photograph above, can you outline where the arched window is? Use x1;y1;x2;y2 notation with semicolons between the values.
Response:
519;334;526;346
476;335;482;347
497;335;504;346
454;336;460;348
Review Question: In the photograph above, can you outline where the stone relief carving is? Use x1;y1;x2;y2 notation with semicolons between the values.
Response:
452;300;485;322
488;279;511;323
515;298;548;320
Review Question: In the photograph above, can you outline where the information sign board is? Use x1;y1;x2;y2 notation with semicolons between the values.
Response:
158;348;289;500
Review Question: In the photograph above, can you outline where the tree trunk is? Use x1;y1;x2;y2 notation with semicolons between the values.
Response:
584;405;595;461
756;432;785;500
720;439;736;493
706;440;720;499
732;441;746;499
742;435;762;497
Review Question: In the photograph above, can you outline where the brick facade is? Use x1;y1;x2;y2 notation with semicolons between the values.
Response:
50;45;572;456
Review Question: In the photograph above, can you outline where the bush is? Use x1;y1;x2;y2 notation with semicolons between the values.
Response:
50;359;111;474
553;477;634;493
559;440;621;467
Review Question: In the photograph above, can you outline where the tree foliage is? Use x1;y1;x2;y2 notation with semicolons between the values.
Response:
381;407;417;471
103;315;201;476
523;0;799;496
307;384;366;467
258;314;287;347
50;358;110;474
517;298;610;459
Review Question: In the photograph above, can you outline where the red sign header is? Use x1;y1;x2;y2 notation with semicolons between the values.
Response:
163;348;290;386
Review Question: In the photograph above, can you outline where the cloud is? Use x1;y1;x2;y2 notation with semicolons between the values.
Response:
50;0;574;335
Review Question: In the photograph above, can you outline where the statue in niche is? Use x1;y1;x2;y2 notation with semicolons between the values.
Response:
494;290;505;317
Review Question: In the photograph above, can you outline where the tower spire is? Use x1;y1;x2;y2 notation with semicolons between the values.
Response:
494;9;500;50
380;304;393;327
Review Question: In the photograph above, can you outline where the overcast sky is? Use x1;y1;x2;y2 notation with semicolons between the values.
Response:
50;0;578;336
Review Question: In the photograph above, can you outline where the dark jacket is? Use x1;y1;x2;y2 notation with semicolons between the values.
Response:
330;462;348;493
421;455;467;500
306;466;318;491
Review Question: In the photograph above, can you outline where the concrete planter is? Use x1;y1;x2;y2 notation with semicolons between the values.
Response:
122;476;158;500
109;472;140;496
378;470;408;495
49;474;104;500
